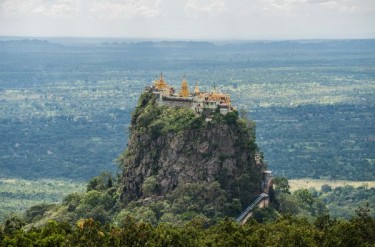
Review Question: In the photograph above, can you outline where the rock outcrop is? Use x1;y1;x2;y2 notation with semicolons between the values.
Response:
119;93;266;213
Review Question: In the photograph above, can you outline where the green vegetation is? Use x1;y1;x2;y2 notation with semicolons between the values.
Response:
132;93;199;135
319;185;375;219
20;172;372;228
1;172;373;246
115;181;230;225
0;178;85;222
58;166;249;227
289;179;375;192
24;130;256;229
273;177;375;220
253;104;375;180
1;205;374;246
0;79;132;180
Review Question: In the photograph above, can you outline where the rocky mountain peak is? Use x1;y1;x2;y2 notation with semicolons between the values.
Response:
118;92;266;216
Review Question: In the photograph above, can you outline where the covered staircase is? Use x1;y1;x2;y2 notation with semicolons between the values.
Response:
236;193;269;225
236;170;273;225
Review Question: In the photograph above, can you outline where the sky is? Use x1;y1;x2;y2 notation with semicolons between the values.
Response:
0;0;374;40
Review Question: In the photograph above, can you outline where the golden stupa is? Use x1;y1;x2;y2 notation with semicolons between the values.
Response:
179;76;190;97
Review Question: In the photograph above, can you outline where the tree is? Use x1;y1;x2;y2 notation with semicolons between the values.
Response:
239;107;249;121
87;172;114;192
3;215;25;235
25;203;55;223
62;193;82;212
73;218;107;247
142;176;158;197
321;184;332;193
294;189;315;208
204;218;248;247
273;177;290;194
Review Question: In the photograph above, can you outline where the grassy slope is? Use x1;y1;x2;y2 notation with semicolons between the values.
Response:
0;178;85;221
289;179;375;191
289;178;375;219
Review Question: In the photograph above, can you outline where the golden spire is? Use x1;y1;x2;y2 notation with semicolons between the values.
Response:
179;75;190;97
194;81;200;94
155;72;167;90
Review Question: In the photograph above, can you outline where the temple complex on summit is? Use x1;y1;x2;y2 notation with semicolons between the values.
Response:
145;73;234;118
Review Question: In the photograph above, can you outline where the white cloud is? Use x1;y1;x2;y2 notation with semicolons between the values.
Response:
88;0;161;20
0;0;78;18
0;0;374;39
0;0;161;19
184;0;227;18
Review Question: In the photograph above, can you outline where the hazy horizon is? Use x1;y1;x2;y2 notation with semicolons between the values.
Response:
1;35;374;43
1;0;374;40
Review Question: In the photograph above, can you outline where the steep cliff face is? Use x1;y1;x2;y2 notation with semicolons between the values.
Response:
119;93;265;214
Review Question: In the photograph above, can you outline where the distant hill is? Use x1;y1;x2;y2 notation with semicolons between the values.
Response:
0;39;63;51
2;38;374;51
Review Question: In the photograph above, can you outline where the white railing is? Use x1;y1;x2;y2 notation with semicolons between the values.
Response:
236;193;268;223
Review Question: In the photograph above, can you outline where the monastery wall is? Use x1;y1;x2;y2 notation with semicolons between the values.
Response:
157;98;194;109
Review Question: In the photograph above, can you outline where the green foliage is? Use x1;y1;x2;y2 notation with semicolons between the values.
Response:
0;178;85;222
132;93;200;137
80;191;113;209
223;199;242;217
251;216;319;247
239;107;249;121
87;172;115;192
236;117;257;151
237;173;260;207
319;185;375;219
294;189;315;207
142;176;158;197
1;209;375;247
26;176;118;226
255;104;375;180
190;115;205;129
115;207;158;226
223;111;239;124
273;177;291;194
3;215;25;235
275;192;302;215
321;184;332;193
25;204;55;223
111;181;235;227
149;106;197;135
204;218;248;247
74;191;116;224
272;178;329;219
133;94;161;130
62;193;83;212
252;207;280;223
167;182;226;218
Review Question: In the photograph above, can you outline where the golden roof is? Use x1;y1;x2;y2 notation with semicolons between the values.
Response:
199;92;231;105
154;73;168;90
179;77;190;97
194;82;200;94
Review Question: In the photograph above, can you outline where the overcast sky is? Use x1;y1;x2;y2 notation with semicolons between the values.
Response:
0;0;374;40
